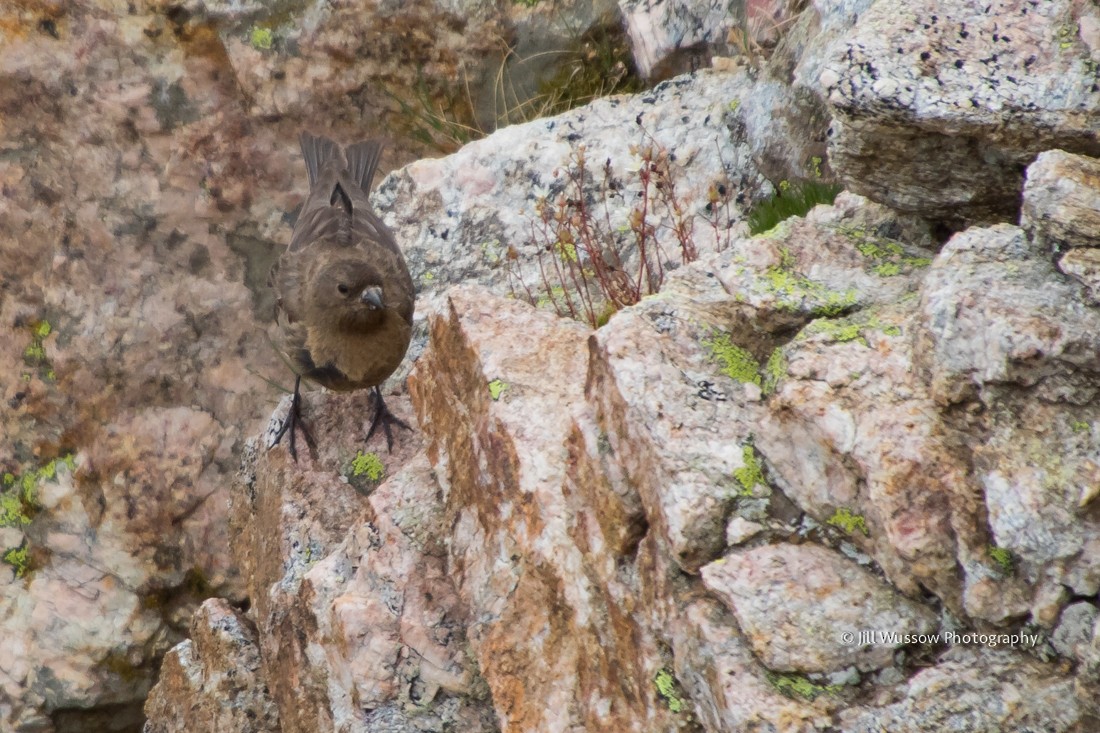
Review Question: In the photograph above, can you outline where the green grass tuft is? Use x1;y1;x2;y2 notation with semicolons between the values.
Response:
748;180;842;235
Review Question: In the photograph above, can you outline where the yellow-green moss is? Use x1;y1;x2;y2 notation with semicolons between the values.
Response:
733;444;768;497
759;267;857;317
989;545;1015;575
488;379;509;401
840;225;933;276
249;26;274;50
2;544;29;577
351;451;385;481
804;313;902;345
768;672;841;701
1071;420;1090;434
827;508;869;537
703;332;761;386
762;348;787;396
654;668;684;713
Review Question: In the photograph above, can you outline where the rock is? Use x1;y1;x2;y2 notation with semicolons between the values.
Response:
1022;149;1100;251
143;599;278;733
407;285;685;732
1059;248;1100;306
701;543;938;674
822;0;1100;227
1052;602;1100;662
919;224;1100;405
917;224;1100;616
838;648;1085;733
619;0;739;80
374;67;771;380
672;598;838;732
299;453;498;732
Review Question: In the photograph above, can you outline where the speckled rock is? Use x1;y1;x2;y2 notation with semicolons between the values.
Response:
1022;149;1100;251
619;0;739;80
837;648;1086;733
821;0;1100;227
701;543;938;673
143;598;278;733
407;285;688;732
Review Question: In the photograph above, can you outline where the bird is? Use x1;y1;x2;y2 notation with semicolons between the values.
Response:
268;132;415;459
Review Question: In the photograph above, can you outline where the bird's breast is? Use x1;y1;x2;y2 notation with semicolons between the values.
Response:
302;310;412;391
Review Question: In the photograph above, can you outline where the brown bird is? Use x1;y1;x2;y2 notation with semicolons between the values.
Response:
269;132;415;458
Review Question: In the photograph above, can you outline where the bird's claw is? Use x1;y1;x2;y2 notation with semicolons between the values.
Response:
366;387;411;453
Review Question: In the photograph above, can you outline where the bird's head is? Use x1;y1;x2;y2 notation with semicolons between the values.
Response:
308;259;387;331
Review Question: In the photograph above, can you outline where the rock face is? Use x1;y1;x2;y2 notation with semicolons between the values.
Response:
821;0;1100;228
4;0;1100;732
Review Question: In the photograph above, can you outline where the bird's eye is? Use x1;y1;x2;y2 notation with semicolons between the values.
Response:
337;284;349;295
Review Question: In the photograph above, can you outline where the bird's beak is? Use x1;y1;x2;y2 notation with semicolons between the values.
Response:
360;286;384;310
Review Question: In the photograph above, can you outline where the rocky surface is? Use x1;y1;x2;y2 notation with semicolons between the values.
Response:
3;0;1100;731
820;0;1100;228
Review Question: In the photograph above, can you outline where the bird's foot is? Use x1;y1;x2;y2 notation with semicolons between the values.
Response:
365;387;411;453
271;375;317;461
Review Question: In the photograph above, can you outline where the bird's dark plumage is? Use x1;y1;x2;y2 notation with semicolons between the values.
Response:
270;132;415;456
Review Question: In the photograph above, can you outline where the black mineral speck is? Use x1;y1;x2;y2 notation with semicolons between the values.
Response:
954;59;964;69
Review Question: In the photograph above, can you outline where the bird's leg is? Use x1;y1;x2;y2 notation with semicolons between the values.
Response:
365;386;411;452
271;375;317;461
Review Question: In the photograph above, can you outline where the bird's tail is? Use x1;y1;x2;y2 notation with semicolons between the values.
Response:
300;132;341;189
345;140;385;195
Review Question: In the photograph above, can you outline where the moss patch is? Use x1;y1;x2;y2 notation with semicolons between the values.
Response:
488;379;509;401
654;668;685;713
762;348;787;396
989;545;1015;575
827;508;869;537
733;443;768;497
703;332;761;386
768;672;841;701
839;224;933;276
758;266;857;318
351;451;385;482
2;543;30;578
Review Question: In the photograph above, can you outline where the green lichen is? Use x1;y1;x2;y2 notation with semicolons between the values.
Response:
758;266;857;317
728;98;741;112
249;26;274;50
1071;420;1090;434
422;271;436;282
841;225;933;277
804;313;902;345
768;672;841;701
703;332;761;386
0;494;30;528
481;239;505;266
827;508;869;537
488;379;508;401
989;545;1015;575
733;444;768;497
351;451;385;482
22;319;55;378
3;544;29;578
0;455;72;528
762;348;787;396
654;668;684;713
